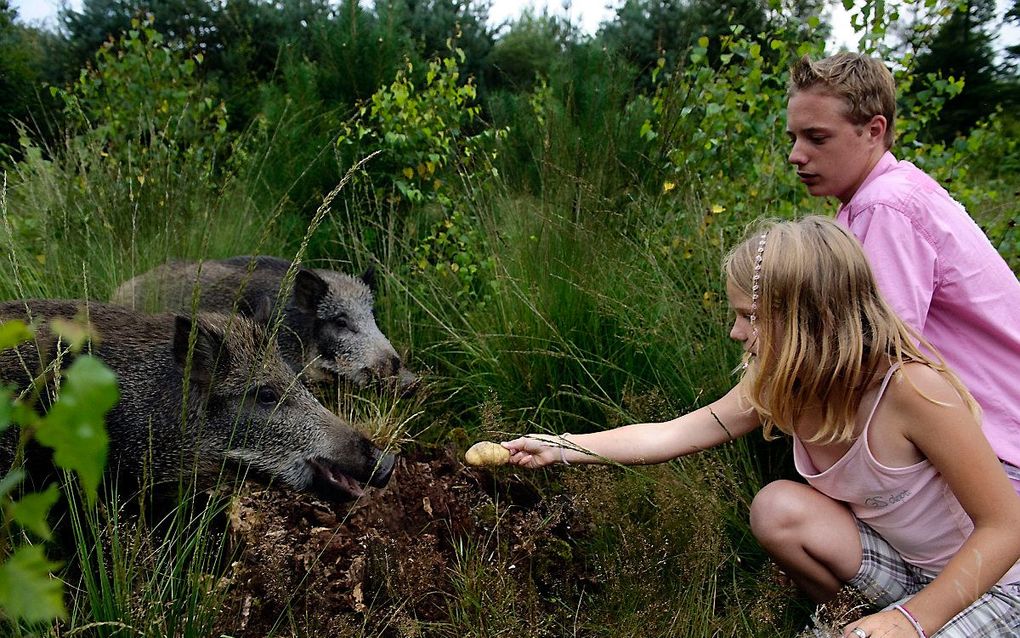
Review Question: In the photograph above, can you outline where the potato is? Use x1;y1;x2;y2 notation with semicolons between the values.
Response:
464;441;510;467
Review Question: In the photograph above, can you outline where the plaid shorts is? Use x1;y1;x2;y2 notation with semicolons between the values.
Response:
1005;460;1020;494
848;519;1020;637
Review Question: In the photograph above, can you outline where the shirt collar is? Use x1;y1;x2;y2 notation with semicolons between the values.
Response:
838;151;897;220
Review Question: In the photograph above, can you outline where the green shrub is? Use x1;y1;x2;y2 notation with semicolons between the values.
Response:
3;15;236;280
52;16;227;174
337;47;501;210
485;41;651;221
0;319;117;629
641;27;828;227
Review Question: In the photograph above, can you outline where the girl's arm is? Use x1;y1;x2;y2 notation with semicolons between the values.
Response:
502;382;760;468
867;364;1020;636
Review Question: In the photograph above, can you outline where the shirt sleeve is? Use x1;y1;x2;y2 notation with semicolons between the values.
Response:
842;203;939;333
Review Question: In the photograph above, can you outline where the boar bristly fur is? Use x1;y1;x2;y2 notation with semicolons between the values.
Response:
0;300;395;501
113;256;417;394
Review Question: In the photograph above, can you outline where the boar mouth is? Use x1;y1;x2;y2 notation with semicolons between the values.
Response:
307;457;367;500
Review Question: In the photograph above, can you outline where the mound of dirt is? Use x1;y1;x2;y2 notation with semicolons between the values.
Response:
215;446;585;637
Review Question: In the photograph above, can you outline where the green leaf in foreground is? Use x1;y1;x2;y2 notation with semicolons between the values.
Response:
9;483;61;540
0;387;12;433
35;356;118;501
0;545;66;622
0;319;33;351
0;469;25;501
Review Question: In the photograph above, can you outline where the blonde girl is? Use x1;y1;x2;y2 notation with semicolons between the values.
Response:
503;216;1020;637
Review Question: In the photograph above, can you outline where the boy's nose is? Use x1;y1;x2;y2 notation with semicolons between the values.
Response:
788;144;805;166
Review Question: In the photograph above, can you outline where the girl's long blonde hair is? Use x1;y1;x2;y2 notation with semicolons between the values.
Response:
723;216;980;444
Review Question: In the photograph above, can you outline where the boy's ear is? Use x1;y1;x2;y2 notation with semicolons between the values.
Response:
866;114;887;144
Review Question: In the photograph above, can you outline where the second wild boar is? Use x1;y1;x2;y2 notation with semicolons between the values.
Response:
112;256;417;394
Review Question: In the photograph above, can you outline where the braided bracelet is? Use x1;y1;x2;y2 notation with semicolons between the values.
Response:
893;604;927;638
559;434;571;465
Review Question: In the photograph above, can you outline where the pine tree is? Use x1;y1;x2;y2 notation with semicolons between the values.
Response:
910;0;1006;142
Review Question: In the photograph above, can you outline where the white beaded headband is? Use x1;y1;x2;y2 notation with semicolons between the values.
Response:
749;231;768;334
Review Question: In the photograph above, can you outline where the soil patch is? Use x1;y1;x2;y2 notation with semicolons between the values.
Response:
215;445;583;637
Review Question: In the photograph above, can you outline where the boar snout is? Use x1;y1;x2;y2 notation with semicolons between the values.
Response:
307;439;396;501
386;355;401;377
394;367;418;397
367;449;396;488
361;356;419;397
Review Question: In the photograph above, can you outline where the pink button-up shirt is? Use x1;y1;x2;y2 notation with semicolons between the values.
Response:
837;152;1020;488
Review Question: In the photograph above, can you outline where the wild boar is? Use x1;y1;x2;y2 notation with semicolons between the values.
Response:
112;256;417;394
0;299;395;500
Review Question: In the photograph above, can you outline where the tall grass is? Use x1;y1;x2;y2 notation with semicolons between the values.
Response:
0;94;805;638
0;134;275;302
62;481;231;638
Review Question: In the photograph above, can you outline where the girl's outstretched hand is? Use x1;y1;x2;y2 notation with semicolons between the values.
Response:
501;435;566;469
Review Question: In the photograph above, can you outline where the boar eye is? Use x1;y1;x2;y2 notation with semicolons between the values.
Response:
332;314;357;333
253;387;280;406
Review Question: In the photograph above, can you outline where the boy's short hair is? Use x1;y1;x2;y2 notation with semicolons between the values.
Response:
789;53;896;148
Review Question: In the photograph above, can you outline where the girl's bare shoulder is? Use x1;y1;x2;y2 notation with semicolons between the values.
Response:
887;361;969;414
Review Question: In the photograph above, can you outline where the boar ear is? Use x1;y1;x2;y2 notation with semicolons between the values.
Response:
251;294;274;326
293;269;327;314
173;315;230;388
360;266;377;291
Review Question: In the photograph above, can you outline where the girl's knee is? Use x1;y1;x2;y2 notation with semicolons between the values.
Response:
750;481;863;589
750;480;811;533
